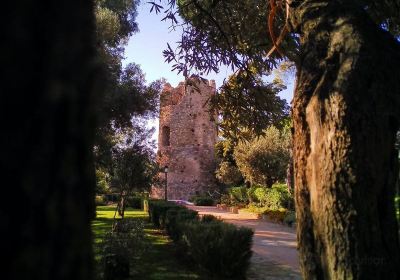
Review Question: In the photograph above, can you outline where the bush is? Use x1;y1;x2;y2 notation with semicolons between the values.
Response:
184;221;253;279
101;219;147;280
149;200;254;279
95;195;106;206
126;196;142;209
283;211;296;226
165;208;198;242
148;200;183;228
253;184;293;210
228;186;249;204
193;196;214;206
201;214;220;223
263;208;288;223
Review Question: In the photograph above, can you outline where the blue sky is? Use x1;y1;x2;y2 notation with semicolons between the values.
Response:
123;2;294;143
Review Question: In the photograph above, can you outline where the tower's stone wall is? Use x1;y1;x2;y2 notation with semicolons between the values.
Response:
152;77;218;200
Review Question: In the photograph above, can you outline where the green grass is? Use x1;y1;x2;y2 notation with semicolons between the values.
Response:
92;205;210;280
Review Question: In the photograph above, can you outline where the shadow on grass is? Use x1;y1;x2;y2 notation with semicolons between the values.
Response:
93;206;211;280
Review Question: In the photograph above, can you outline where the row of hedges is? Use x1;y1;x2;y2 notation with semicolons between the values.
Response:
148;200;254;279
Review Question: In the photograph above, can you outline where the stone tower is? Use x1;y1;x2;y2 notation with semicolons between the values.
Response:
153;77;218;200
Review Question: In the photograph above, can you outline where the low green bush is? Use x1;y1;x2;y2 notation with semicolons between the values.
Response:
101;219;147;280
263;208;288;223
253;184;293;210
184;221;253;279
193;196;214;206
148;200;183;228
149;200;254;278
165;208;198;242
228;186;249;204
201;214;220;223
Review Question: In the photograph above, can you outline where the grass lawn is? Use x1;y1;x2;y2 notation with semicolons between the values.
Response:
92;205;210;280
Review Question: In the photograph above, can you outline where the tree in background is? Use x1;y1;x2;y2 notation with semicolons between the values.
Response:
211;69;289;144
215;161;243;187
150;0;400;277
212;69;289;189
93;0;162;193
110;125;158;220
234;126;290;188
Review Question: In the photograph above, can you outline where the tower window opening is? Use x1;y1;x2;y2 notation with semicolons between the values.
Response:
162;126;170;146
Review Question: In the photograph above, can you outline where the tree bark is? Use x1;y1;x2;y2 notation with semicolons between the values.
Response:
289;1;400;279
1;1;99;279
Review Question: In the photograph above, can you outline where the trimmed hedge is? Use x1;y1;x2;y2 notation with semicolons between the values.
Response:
193;196;214;206
165;208;198;242
185;221;253;279
148;200;182;228
148;200;254;278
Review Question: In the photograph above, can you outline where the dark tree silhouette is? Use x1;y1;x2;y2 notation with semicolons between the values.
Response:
1;1;99;279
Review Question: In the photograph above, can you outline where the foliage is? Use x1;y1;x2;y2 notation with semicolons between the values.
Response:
184;221;254;279
95;195;107;206
101;219;147;280
125;196;142;209
93;206;210;279
192;196;214;206
228;186;249;204
148;201;254;278
93;0;163;176
211;70;289;143
263;208;287;223
165;208;199;243
215;161;243;186
253;185;293;210
96;168;111;194
150;0;399;76
234;126;290;187
109;130;159;217
283;211;296;227
148;200;183;228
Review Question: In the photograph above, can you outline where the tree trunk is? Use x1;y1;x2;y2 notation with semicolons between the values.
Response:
289;1;400;279
1;1;99;279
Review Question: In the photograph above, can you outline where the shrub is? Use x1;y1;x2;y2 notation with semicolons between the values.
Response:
283;211;296;226
193;196;214;206
101;219;147;280
126;196;142;209
263;208;288;223
183;221;253;279
228;186;249;204
201;214;220;223
253;184;293;210
246;185;259;203
148;200;183;228
165;208;198;242
95;195;106;206
149;201;254;278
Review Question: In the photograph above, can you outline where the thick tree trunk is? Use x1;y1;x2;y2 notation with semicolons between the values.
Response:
1;1;99;279
289;1;400;279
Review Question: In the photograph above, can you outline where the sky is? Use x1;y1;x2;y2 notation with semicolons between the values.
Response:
123;2;294;144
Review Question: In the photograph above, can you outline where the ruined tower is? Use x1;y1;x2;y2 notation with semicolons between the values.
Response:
153;77;218;200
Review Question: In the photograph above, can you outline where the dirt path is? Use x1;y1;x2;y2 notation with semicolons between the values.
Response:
187;205;302;279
